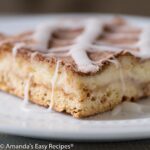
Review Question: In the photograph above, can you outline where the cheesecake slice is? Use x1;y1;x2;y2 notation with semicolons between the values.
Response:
0;17;149;118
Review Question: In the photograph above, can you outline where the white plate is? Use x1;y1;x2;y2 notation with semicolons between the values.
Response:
0;14;150;141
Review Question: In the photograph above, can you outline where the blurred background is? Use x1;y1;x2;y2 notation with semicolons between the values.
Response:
0;0;150;16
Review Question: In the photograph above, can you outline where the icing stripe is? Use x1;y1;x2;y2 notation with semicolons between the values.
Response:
48;60;60;111
12;43;25;57
69;19;104;73
23;75;32;105
33;22;58;50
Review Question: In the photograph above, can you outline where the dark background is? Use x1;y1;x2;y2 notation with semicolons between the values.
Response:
0;0;150;16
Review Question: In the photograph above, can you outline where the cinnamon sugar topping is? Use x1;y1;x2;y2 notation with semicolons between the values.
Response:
1;17;149;73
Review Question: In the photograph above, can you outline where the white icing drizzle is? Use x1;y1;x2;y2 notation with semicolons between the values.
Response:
32;22;59;50
48;46;73;52
69;19;104;73
12;42;25;57
23;75;32;106
48;60;60;111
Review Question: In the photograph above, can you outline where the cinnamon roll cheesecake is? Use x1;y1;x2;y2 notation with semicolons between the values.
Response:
0;17;150;118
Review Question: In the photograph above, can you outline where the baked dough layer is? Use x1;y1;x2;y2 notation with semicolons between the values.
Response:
0;45;150;118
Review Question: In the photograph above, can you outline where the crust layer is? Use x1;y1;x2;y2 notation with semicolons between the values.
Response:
0;46;150;118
